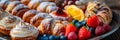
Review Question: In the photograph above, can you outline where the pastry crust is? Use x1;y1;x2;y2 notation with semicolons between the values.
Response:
10;22;39;40
20;0;31;5
37;2;49;12
0;0;10;10
38;18;67;36
0;15;22;35
5;1;21;13
12;4;30;18
30;13;52;27
23;10;39;23
85;1;112;24
28;0;42;9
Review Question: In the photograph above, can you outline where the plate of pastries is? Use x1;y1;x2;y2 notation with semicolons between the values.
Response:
0;0;120;40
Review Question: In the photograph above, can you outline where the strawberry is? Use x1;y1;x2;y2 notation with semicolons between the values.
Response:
95;26;105;36
78;27;91;40
68;32;78;40
65;24;77;37
103;24;111;32
87;15;100;28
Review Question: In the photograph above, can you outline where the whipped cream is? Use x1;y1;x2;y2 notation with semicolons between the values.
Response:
0;15;22;30
10;22;39;37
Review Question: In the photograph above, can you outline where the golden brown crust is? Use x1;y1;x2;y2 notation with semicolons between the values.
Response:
0;25;11;35
21;0;31;5
28;0;42;9
23;10;39;23
52;22;66;36
17;9;30;18
85;1;112;24
11;35;37;40
5;1;21;13
30;13;52;27
37;2;49;12
12;4;29;16
38;18;54;35
1;0;10;10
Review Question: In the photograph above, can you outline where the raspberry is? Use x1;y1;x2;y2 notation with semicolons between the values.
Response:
68;32;78;40
103;24;111;32
78;27;91;40
87;15;100;28
95;26;105;36
65;24;77;37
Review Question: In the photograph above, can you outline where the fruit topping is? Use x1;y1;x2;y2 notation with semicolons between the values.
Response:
87;15;100;28
66;5;85;21
60;35;68;40
67;32;78;40
95;26;105;36
65;24;77;37
78;27;91;40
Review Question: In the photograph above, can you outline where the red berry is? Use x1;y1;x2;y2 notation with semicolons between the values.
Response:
68;32;78;40
78;27;91;40
103;24;111;32
87;15;100;28
65;24;77;37
95;26;105;36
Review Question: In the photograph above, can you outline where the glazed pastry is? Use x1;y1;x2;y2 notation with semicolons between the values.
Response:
0;11;10;20
10;22;39;40
38;18;67;36
46;2;57;13
23;10;39;23
85;1;112;24
12;4;30;18
28;0;42;9
20;0;31;5
0;15;22;35
52;20;66;36
37;2;50;12
30;13;52;27
5;1;21;13
37;2;57;13
0;0;10;10
38;18;54;35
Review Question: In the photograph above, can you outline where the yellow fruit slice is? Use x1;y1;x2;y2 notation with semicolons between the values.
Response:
66;5;85;21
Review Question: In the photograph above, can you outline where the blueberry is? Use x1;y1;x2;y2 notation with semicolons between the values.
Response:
43;34;49;37
80;20;86;25
72;20;79;25
75;22;83;29
49;35;60;40
37;35;42;40
40;36;49;40
60;35;67;40
89;28;95;35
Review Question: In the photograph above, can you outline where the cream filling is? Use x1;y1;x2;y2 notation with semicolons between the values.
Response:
11;22;39;37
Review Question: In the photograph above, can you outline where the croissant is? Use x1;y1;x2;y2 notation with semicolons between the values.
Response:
85;1;112;24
